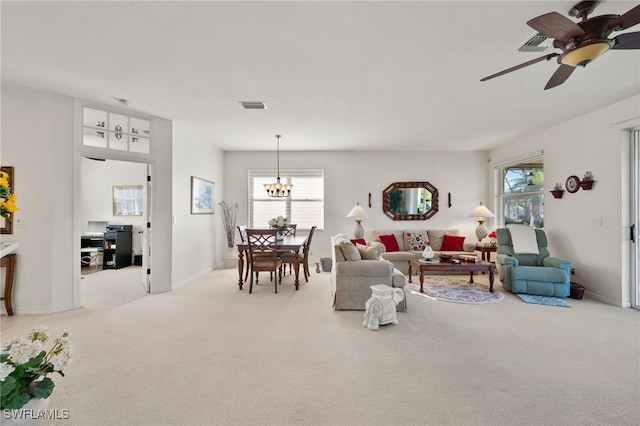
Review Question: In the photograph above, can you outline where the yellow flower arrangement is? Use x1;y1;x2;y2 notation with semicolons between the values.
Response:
0;170;18;220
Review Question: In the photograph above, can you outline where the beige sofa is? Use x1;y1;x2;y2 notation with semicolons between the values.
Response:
331;234;406;311
371;229;478;274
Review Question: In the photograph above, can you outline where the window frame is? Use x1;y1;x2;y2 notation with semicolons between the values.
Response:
248;168;324;231
496;156;545;229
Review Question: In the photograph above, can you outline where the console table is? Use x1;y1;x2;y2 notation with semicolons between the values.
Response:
1;253;16;315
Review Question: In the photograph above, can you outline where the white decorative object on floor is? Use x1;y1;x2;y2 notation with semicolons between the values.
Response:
363;284;404;331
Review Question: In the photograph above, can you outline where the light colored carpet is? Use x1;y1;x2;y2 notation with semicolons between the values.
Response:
1;268;639;425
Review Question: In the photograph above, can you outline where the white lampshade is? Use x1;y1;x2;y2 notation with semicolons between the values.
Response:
346;202;368;238
468;202;495;241
346;203;368;221
468;202;495;221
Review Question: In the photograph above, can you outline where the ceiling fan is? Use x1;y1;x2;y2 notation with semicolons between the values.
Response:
481;1;640;90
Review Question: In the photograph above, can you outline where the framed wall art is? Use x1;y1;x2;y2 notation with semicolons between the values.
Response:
112;185;144;216
1;166;16;234
191;176;214;214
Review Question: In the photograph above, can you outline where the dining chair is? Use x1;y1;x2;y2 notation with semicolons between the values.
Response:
280;226;316;283
237;225;250;282
246;228;282;293
279;224;297;275
283;224;297;237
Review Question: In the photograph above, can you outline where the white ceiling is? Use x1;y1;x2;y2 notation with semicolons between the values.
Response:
2;1;639;151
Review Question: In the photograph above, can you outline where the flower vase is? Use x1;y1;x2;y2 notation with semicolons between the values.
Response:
277;230;284;240
223;246;238;269
3;397;50;426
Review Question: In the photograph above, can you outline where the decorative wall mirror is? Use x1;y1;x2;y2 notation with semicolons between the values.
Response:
382;181;439;220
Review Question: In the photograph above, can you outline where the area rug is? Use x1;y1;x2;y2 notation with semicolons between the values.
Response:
405;277;503;304
516;294;570;307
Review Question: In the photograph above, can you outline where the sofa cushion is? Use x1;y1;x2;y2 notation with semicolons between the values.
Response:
441;234;466;251
351;238;366;246
426;229;459;251
405;231;428;251
356;243;378;260
379;234;400;252
339;240;361;261
371;230;406;250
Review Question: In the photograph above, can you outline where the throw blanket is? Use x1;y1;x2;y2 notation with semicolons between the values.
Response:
507;224;539;254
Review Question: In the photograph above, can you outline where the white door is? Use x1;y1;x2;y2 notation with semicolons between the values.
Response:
631;129;639;310
141;165;151;293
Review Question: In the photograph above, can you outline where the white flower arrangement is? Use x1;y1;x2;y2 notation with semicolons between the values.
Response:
0;326;72;410
268;216;290;234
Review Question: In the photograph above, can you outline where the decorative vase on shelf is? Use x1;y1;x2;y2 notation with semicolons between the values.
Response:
422;244;434;261
3;397;50;426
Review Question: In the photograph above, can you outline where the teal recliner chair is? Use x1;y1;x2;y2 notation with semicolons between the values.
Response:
496;227;572;297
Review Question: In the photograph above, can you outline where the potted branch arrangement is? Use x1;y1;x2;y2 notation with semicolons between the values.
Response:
218;200;239;268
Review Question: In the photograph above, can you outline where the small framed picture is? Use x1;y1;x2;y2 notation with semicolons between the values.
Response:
191;176;214;214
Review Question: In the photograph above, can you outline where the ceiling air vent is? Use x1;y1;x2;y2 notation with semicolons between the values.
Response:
518;32;553;52
240;101;267;110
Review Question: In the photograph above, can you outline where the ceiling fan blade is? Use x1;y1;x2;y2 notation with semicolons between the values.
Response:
608;4;640;31
481;53;560;82
527;12;585;40
612;31;640;49
544;64;576;90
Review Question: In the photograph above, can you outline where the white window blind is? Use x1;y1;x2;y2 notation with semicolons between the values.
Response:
248;169;324;230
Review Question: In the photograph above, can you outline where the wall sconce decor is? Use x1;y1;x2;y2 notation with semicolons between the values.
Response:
579;171;595;190
550;183;564;199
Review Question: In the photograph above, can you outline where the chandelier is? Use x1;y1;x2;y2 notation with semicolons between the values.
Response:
264;135;292;198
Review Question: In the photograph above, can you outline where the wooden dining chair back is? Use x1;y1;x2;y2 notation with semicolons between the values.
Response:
280;226;316;283
246;228;282;293
283;224;297;237
237;225;249;281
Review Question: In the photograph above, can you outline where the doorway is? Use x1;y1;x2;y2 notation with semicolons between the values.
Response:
79;157;149;309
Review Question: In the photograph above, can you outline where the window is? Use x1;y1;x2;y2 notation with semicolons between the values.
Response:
82;107;151;154
248;169;324;230
498;158;544;228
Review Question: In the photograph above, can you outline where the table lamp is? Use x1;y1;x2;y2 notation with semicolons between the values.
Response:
346;202;368;238
468;201;495;241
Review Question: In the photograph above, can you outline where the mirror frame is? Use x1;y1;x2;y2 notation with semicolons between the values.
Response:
382;181;439;221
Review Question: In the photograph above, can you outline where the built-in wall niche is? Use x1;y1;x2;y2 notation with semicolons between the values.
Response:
82;107;150;154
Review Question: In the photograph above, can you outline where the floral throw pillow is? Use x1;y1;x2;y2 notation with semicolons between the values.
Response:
405;231;428;251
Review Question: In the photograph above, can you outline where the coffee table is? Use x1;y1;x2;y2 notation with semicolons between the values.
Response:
408;257;495;293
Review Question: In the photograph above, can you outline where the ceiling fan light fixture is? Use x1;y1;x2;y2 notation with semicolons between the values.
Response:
560;41;612;66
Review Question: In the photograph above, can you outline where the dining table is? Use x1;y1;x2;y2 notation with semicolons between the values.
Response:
236;235;308;291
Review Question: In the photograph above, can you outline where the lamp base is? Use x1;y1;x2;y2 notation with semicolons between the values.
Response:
354;221;364;239
475;223;488;241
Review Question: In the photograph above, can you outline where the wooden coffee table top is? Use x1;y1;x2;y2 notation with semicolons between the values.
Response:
408;256;496;292
408;257;494;272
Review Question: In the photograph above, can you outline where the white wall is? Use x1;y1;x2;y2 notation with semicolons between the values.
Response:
224;150;492;264
489;94;640;307
80;158;147;254
1;83;175;313
171;123;225;288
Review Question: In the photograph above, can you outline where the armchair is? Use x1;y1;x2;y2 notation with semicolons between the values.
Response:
496;226;572;297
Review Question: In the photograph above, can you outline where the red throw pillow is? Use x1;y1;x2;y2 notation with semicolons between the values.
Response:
378;234;400;252
351;238;366;246
441;234;465;251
